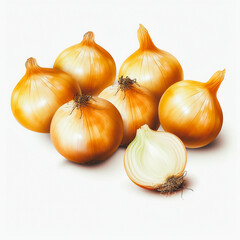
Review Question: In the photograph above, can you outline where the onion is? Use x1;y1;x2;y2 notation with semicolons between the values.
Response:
54;31;116;96
50;94;123;164
159;70;225;148
124;125;187;192
11;58;80;133
99;76;159;146
119;24;183;101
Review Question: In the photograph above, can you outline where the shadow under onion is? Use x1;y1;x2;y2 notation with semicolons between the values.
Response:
59;147;125;170
187;132;225;153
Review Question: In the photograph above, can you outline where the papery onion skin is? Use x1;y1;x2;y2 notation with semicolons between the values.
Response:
159;70;225;148
124;125;187;192
50;95;123;164
54;31;116;96
11;58;80;133
118;24;183;101
99;77;159;146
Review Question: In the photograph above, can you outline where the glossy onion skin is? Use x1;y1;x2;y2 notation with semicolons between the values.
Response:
99;83;159;146
118;24;183;101
50;97;123;163
11;58;80;133
54;31;116;96
159;70;225;148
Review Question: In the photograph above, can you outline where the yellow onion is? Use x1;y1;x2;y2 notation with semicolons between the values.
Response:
124;125;187;192
118;24;183;101
99;76;159;146
50;94;123;164
11;58;80;133
54;31;116;96
159;70;225;148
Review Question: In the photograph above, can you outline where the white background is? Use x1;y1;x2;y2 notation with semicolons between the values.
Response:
0;0;240;239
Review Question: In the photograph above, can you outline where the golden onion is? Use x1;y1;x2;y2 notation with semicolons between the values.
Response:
11;58;80;133
50;94;123;164
158;70;225;148
99;76;159;146
54;31;116;96
119;24;183;101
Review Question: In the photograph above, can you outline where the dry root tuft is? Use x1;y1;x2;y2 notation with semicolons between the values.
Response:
156;172;187;193
115;76;140;99
70;94;93;116
118;76;138;90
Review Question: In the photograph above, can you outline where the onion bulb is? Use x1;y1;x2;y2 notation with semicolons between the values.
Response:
54;31;116;96
159;70;225;148
50;94;123;164
99;76;159;146
118;24;183;101
11;57;80;133
124;125;187;192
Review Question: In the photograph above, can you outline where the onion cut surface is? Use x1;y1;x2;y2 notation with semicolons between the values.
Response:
124;125;187;192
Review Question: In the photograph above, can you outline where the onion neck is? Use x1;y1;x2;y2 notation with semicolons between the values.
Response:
136;124;151;140
25;57;41;74
205;69;226;95
139;124;151;135
81;31;95;45
137;24;157;50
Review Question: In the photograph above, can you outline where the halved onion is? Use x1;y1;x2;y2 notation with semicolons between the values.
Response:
124;125;187;192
